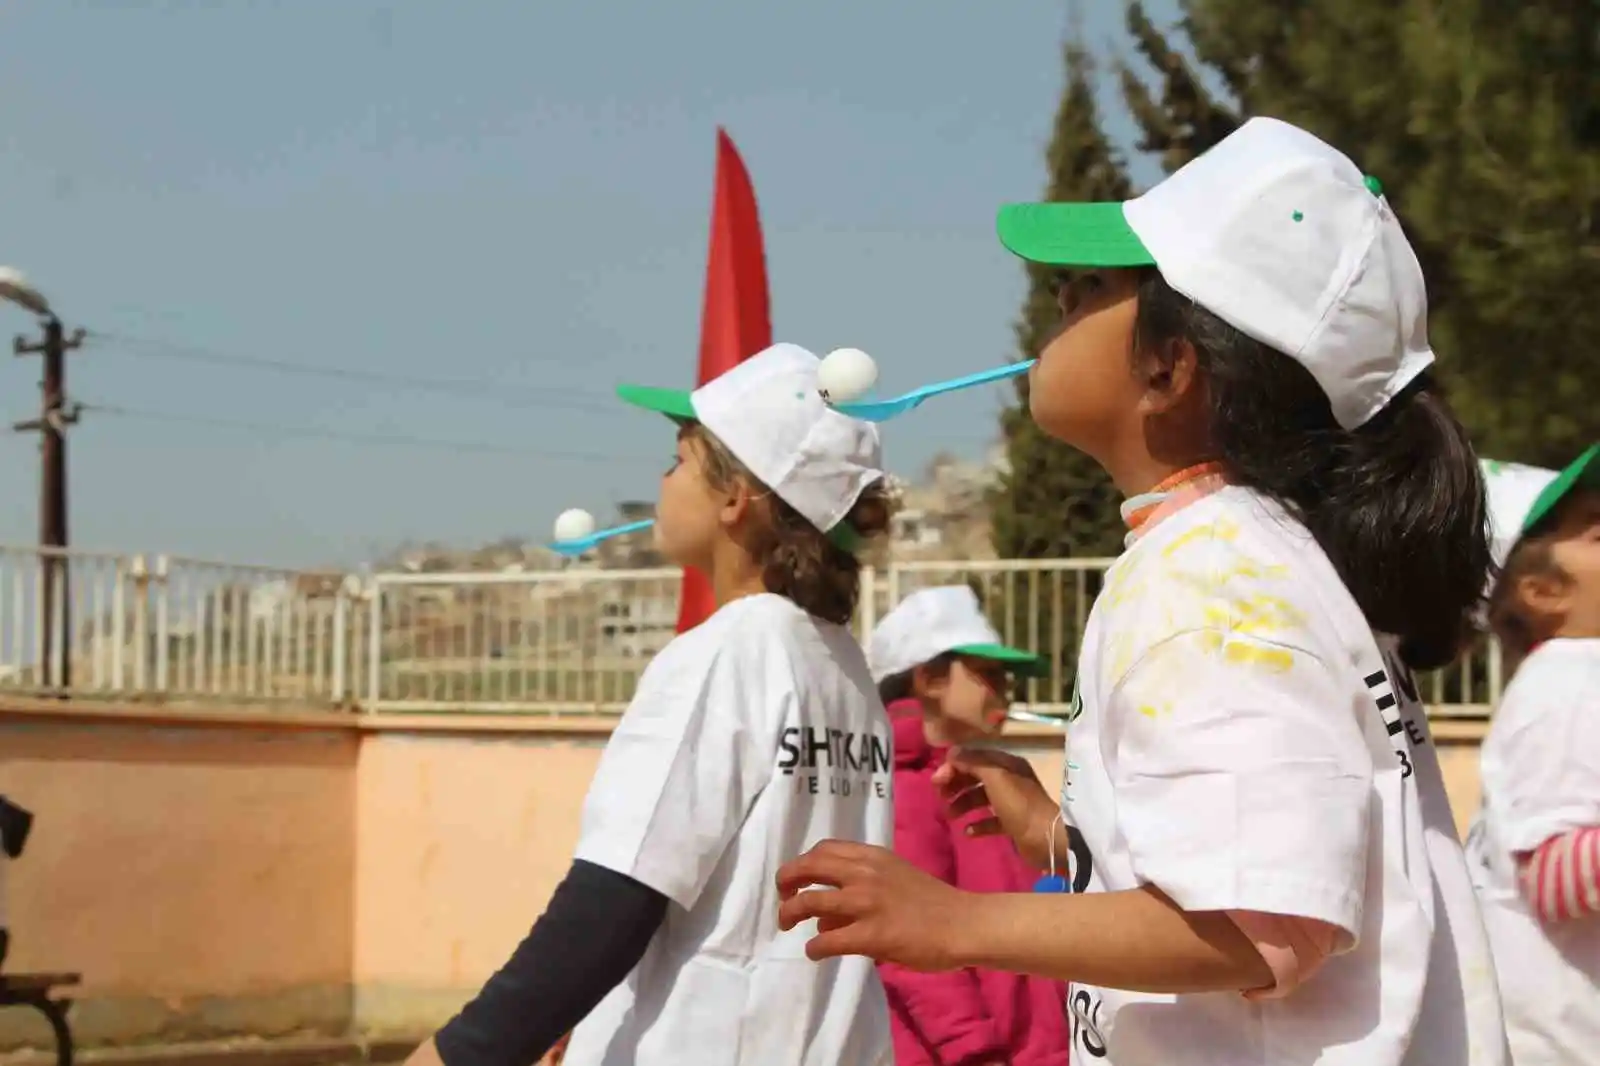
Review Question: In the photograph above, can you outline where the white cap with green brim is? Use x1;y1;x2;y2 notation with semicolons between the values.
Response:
996;116;1434;431
867;585;1045;683
1481;458;1559;576
616;343;886;551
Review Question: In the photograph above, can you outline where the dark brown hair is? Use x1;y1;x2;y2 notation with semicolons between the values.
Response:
877;652;954;705
684;423;894;626
1133;269;1491;671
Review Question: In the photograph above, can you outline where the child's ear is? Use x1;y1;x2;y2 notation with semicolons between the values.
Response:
1138;336;1201;416
718;477;759;530
1518;569;1573;623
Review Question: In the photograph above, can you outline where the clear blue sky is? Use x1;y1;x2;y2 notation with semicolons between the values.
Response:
0;0;1171;567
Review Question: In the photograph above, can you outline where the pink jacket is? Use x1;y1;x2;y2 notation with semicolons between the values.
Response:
880;703;1072;1066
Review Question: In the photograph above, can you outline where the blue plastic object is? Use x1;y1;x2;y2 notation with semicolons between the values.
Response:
832;361;1036;423
1032;873;1070;894
548;519;655;557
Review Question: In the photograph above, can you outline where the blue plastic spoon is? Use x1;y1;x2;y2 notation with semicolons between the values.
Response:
1006;708;1069;728
548;519;655;557
832;360;1035;422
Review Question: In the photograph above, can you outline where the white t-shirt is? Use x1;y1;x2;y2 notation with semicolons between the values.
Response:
1060;485;1508;1065
562;593;895;1066
1466;638;1600;1066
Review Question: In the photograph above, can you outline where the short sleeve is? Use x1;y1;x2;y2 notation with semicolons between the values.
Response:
1487;657;1600;854
1103;627;1371;941
573;638;779;909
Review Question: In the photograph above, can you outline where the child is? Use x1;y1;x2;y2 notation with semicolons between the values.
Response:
413;343;898;1066
867;586;1070;1066
1469;444;1600;1066
776;117;1510;1065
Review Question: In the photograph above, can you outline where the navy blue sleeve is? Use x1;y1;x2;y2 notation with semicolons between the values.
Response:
0;796;33;858
434;859;668;1066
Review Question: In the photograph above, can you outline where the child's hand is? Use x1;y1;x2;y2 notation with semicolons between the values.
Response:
776;839;971;970
934;748;1059;868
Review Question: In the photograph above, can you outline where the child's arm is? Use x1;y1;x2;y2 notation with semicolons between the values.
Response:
780;844;1273;992
420;640;768;1066
418;861;666;1066
779;627;1368;994
1518;826;1600;922
959;884;1274;992
878;781;1007;1064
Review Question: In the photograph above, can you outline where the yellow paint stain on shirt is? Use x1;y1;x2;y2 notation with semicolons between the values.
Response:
1223;640;1294;673
1159;516;1240;558
1196;629;1296;672
1199;595;1307;636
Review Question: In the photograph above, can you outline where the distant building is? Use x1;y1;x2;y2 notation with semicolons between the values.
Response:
889;446;1006;561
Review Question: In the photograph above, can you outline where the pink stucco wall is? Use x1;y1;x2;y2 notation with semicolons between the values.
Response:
0;709;357;1049
350;731;600;1035
0;704;1486;1053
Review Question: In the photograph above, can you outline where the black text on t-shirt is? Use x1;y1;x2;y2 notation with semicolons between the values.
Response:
777;726;892;799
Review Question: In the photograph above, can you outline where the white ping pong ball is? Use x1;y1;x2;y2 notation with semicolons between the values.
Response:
818;347;879;404
553;508;597;542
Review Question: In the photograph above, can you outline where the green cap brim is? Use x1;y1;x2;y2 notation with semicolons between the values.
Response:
950;642;1047;678
1522;443;1600;535
616;384;697;422
996;202;1155;267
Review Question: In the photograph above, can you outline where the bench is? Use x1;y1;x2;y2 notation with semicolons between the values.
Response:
0;972;79;1066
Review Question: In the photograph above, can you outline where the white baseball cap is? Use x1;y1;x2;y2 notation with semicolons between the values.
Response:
996;116;1432;430
1481;458;1559;576
616;342;885;548
867;586;1043;683
1482;444;1600;567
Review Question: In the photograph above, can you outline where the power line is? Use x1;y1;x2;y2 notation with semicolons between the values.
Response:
82;402;650;464
88;330;626;413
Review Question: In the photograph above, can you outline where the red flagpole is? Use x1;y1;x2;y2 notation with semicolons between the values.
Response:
677;129;773;632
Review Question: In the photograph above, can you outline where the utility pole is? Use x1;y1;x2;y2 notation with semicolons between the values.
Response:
14;317;85;691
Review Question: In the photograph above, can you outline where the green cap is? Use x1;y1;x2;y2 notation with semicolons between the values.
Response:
616;384;697;422
995;201;1155;267
1522;443;1600;535
950;642;1047;678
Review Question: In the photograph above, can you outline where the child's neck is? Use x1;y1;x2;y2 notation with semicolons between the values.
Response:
708;544;769;610
920;711;961;749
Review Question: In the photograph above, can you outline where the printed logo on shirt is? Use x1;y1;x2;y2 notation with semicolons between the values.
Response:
1069;987;1108;1059
777;726;892;799
1065;673;1084;723
1364;648;1428;779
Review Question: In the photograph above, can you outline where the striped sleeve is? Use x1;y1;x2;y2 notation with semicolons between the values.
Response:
1517;826;1600;923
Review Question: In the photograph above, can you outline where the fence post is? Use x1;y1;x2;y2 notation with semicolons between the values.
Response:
331;580;349;705
365;578;382;711
130;555;149;693
110;556;127;693
858;565;877;639
154;555;170;694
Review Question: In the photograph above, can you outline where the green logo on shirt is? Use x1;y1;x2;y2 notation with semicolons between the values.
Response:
1065;674;1083;723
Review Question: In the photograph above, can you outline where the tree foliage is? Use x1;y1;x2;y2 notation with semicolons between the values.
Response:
994;2;1600;573
990;42;1132;565
1118;0;1600;466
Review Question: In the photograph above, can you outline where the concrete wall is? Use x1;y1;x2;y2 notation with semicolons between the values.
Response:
0;702;1486;1053
0;710;357;1050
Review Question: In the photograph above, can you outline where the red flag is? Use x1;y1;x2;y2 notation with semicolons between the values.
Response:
677;129;772;632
